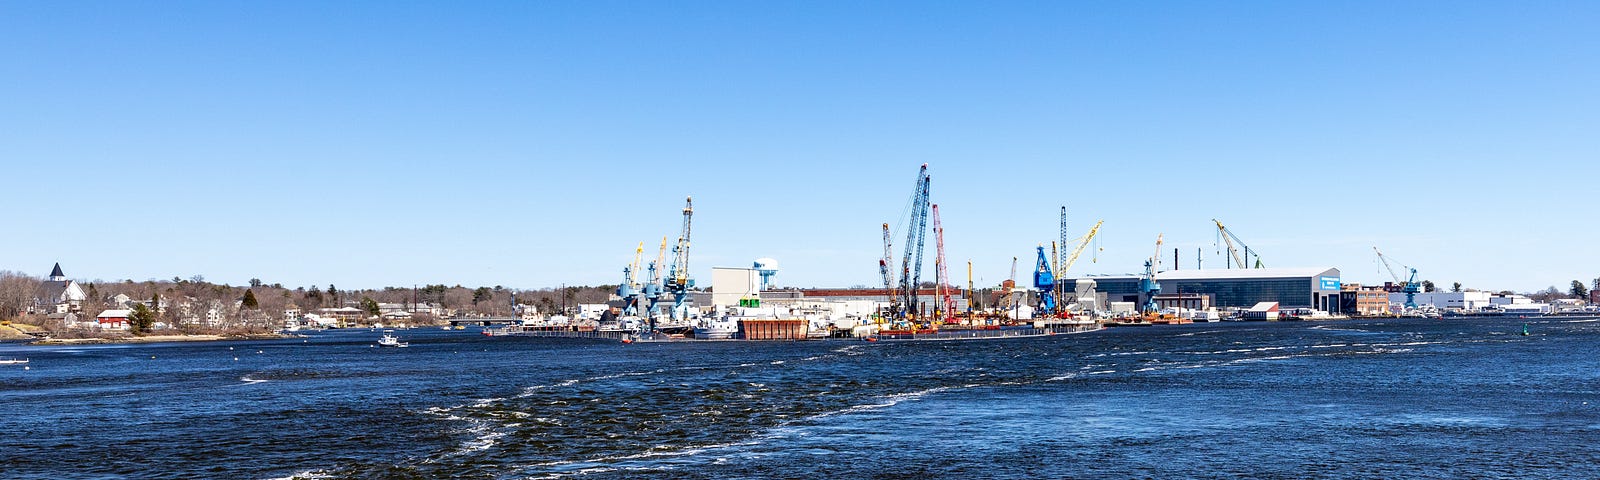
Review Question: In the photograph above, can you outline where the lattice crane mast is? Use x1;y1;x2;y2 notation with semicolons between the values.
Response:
1213;219;1264;269
932;204;953;325
879;223;896;320
897;164;931;320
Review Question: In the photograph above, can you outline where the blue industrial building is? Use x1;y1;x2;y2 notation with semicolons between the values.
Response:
1067;267;1344;312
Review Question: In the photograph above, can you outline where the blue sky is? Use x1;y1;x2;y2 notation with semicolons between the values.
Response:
4;1;1597;293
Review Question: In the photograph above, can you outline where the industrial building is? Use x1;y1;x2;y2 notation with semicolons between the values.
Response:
1390;291;1494;311
1065;267;1344;313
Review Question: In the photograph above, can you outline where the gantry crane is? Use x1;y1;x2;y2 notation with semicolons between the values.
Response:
1374;247;1419;309
1034;245;1057;314
666;196;695;322
1141;234;1164;315
1213;219;1264;269
644;236;667;318
617;241;645;315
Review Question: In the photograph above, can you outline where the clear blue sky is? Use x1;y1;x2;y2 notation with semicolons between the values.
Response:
4;1;1597;293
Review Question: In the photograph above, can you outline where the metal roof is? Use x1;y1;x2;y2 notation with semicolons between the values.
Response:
1068;267;1339;282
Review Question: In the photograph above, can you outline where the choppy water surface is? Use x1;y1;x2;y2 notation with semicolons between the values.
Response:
4;317;1600;479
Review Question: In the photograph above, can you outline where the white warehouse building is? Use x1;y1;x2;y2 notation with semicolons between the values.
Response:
1390;291;1493;311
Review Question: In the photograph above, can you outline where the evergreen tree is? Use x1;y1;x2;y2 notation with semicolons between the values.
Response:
1571;280;1589;299
360;297;380;318
242;289;259;309
1452;282;1462;293
129;303;156;335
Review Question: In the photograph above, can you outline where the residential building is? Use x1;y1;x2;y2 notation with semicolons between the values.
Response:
32;263;87;314
96;309;131;330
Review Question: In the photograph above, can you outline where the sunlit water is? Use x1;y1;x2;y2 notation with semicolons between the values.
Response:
4;317;1599;479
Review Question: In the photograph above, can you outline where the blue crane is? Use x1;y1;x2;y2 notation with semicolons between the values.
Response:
666;196;695;323
1141;234;1164;315
895;164;931;320
1374;247;1420;309
1034;245;1057;314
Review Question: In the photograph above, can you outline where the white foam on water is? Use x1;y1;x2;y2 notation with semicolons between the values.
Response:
259;469;333;480
238;375;268;385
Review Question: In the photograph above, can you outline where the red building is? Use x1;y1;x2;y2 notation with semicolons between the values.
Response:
96;309;132;330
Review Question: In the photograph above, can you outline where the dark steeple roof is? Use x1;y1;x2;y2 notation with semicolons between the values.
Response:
50;262;65;278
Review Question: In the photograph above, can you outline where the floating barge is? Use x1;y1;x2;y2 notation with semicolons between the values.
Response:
873;322;1098;341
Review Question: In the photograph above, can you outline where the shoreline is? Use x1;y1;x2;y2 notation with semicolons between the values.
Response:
28;333;298;346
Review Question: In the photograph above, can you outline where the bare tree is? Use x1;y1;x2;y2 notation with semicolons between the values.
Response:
0;271;42;320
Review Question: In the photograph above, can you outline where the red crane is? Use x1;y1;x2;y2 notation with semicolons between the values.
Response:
932;204;953;325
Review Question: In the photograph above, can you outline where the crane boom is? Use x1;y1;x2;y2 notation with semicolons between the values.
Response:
933;204;952;323
896;165;931;320
630;242;645;288
880;223;896;317
1374;247;1420;309
1213;219;1264;269
1060;220;1104;275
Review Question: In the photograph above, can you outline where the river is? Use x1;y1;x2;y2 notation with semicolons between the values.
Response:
4;317;1599;479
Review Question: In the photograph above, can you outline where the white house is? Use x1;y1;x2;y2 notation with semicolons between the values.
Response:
32;263;87;314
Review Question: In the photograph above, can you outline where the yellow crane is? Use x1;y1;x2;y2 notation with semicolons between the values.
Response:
1060;220;1104;276
629;242;645;289
1213;219;1263;269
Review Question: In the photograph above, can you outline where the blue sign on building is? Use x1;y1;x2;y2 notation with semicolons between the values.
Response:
1319;277;1341;290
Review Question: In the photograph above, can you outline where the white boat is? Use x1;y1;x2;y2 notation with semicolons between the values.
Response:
0;358;28;365
377;334;408;348
694;305;772;339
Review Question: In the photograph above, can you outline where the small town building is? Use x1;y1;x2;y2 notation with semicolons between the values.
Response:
1244;302;1280;320
96;309;132;330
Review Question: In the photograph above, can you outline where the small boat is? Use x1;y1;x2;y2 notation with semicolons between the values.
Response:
0;358;28;365
377;334;409;348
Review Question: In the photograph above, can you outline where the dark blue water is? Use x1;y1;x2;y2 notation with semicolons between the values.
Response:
4;318;1599;479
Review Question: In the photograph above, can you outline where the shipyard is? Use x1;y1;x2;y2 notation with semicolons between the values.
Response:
10;3;1600;479
477;162;1597;344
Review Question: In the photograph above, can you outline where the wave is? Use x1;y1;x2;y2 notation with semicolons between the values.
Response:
260;469;333;480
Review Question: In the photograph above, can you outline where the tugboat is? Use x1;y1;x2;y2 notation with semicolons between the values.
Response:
377;334;409;348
